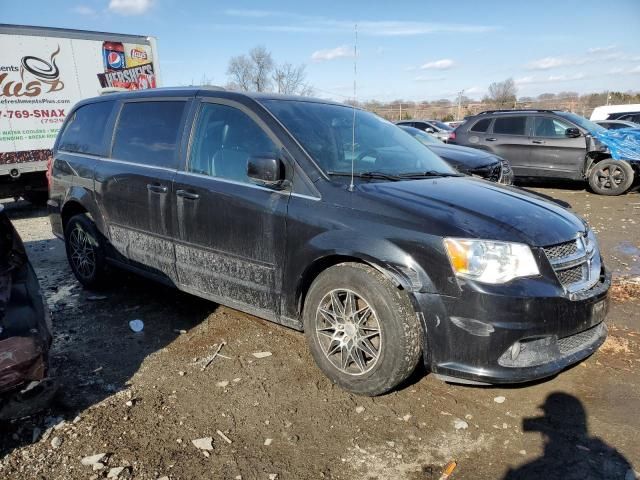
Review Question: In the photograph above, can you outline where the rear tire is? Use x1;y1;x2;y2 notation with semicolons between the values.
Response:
588;159;634;195
303;263;423;396
64;214;109;289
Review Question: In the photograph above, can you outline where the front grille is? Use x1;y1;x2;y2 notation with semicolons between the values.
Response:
498;322;606;368
488;163;502;182
470;162;502;182
556;264;584;285
557;323;604;355
542;234;600;293
543;240;578;260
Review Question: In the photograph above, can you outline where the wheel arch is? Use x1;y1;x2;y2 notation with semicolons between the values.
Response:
61;200;88;229
295;249;433;319
583;151;612;177
60;186;107;235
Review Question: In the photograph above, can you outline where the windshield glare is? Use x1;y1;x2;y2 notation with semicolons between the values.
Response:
262;100;455;176
557;112;606;134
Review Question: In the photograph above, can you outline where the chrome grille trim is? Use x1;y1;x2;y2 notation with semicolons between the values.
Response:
543;233;600;293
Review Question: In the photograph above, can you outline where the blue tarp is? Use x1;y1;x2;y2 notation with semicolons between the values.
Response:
595;128;640;161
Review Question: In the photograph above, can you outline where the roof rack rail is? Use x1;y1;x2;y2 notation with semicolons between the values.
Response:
198;85;226;91
477;109;559;115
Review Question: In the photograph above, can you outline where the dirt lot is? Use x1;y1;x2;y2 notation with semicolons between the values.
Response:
1;182;639;480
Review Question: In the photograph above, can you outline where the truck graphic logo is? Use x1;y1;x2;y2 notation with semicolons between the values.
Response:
0;46;64;97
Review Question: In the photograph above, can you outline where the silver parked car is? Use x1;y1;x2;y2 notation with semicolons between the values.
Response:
396;119;453;142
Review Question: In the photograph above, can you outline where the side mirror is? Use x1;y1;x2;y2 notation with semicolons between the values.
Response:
425;128;435;133
247;155;286;189
565;127;581;138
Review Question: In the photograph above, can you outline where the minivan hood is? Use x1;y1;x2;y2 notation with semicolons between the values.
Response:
357;177;585;246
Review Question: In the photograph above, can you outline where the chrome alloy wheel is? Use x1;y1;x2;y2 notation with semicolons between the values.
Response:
69;225;96;278
315;289;382;376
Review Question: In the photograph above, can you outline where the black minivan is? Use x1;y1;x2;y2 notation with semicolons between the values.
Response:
48;88;610;395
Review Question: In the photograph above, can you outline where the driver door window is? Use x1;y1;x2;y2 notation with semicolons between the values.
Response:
533;117;572;138
188;103;278;183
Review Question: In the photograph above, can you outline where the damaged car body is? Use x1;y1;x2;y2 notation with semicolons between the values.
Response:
451;109;640;195
0;205;54;420
48;88;609;396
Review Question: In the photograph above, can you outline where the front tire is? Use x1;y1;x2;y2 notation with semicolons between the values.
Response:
588;159;634;195
303;263;423;396
64;214;109;289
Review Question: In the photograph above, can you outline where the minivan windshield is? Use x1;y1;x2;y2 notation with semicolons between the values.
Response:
262;100;456;177
556;111;606;135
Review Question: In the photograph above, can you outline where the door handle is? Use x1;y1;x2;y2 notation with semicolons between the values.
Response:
532;140;545;144
147;183;168;194
176;189;200;200
486;138;497;142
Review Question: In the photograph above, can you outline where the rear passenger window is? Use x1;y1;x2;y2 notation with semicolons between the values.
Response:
493;116;527;135
112;101;186;168
470;118;491;132
188;103;278;183
58;102;114;155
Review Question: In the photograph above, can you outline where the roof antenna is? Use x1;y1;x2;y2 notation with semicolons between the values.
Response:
348;23;358;192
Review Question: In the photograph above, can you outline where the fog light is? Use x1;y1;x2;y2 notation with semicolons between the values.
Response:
510;341;521;360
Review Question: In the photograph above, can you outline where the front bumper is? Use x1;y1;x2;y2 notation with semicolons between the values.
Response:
415;270;610;384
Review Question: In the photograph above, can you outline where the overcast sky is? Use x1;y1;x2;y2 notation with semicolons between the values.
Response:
3;0;640;101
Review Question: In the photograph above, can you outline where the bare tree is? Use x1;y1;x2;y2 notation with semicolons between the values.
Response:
226;55;253;91
226;46;313;94
273;63;313;95
484;78;517;108
249;46;274;92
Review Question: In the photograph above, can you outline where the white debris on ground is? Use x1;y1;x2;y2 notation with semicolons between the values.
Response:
192;437;214;451
252;351;272;359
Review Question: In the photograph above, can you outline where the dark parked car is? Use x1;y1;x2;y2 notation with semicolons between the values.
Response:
0;204;54;420
399;125;514;184
596;120;640;130
396;120;453;142
48;89;609;395
606;111;640;124
450;109;640;195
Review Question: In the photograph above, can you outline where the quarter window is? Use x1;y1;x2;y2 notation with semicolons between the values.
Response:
58;101;114;155
493;116;527;135
533;117;572;137
470;118;491;133
112;101;186;169
188;103;278;183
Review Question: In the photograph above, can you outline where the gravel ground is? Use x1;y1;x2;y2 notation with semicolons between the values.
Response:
0;182;639;480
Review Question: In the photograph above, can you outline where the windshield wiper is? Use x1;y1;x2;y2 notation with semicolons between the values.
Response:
326;171;403;181
398;170;464;179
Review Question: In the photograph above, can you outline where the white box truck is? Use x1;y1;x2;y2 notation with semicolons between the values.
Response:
0;24;160;203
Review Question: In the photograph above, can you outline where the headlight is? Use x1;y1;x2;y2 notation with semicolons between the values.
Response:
443;238;540;284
